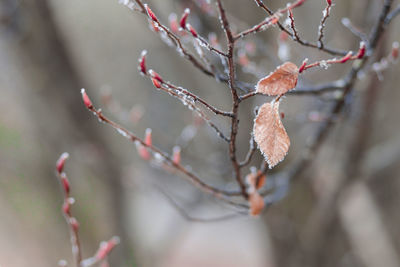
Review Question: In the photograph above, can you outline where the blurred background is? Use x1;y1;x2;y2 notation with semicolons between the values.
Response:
0;0;399;266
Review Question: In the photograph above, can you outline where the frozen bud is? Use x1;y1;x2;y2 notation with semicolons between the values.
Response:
149;20;159;32
326;0;332;5
56;152;69;174
62;200;70;215
135;142;151;160
392;42;399;60
144;128;152;146
179;8;190;29
145;4;158;22
172;146;181;164
81;88;93;109
168;13;179;33
151;78;161;89
138;50;147;75
61;175;70;194
187;24;198;38
149;69;163;83
356;42;366;59
339;51;352;63
69;217;79;231
95;236;120;261
299;58;309;73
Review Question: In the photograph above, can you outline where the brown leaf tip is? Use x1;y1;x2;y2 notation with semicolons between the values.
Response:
256;62;299;96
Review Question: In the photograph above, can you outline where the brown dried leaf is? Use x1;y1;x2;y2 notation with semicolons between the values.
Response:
256;62;299;96
253;101;290;168
246;170;266;190
249;191;265;216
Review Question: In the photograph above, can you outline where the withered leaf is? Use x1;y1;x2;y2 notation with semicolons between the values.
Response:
249;191;265;216
256;62;299;96
253;101;290;168
245;170;266;190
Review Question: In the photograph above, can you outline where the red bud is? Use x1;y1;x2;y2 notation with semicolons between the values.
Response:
151;78;161;89
356;42;366;59
56;152;69;174
187;24;198;38
95;237;120;260
144;128;152;146
169;13;179;33
62;201;70;215
299;58;309;73
392;42;399;60
339;51;352;63
149;70;163;83
61;176;70;194
172;146;181;165
145;4;158;22
81;89;93;109
326;0;332;5
179;8;190;29
136;142;151;160
69;217;79;232
138;50;147;75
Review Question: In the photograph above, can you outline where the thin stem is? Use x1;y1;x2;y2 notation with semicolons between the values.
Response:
384;4;400;25
317;1;332;49
251;0;348;56
216;0;248;199
239;136;257;167
85;102;244;199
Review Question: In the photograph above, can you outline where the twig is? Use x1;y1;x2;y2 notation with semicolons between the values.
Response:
288;9;301;42
55;153;82;267
341;17;368;40
216;0;248;199
144;69;231;142
156;185;246;223
287;0;394;183
239;136;257;167
384;4;400;25
317;0;333;49
56;153;119;267
81;89;245;201
251;0;348;56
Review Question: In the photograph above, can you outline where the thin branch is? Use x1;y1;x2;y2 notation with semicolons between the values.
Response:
139;64;231;141
239;136;257;167
156;186;247;223
341;17;368;40
216;0;248;199
384;4;400;25
55;153;82;267
286;0;395;183
317;0;333;49
81;90;245;200
288;9;301;42
251;0;348;56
